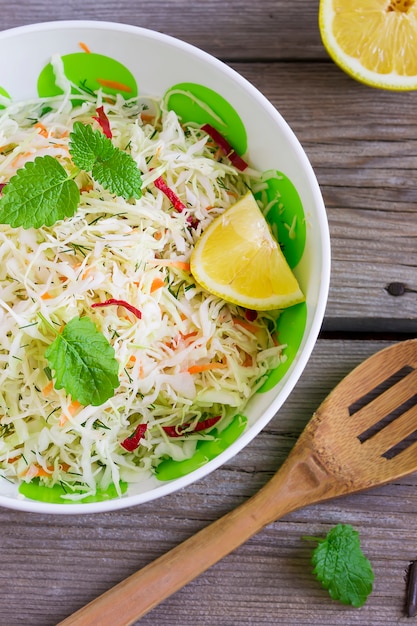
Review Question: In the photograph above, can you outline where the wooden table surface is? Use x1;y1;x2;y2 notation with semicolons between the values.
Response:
1;2;417;625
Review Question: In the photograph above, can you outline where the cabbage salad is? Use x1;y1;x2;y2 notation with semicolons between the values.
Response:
0;57;283;500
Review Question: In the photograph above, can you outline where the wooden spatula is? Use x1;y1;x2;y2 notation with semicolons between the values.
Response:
58;339;417;626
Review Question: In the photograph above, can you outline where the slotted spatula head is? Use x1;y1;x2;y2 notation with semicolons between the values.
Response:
298;338;417;493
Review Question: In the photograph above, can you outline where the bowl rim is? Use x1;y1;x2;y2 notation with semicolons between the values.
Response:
0;19;331;514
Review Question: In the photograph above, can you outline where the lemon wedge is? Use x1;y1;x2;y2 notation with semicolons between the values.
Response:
319;0;417;90
190;192;304;311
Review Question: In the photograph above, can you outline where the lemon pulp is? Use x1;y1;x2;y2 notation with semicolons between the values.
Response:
319;0;417;90
190;192;304;311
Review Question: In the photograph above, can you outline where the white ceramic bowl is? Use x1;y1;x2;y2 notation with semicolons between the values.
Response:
0;20;330;513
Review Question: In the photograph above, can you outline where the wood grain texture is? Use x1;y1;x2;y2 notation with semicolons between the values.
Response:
1;3;417;625
231;62;417;330
1;340;417;626
0;0;325;61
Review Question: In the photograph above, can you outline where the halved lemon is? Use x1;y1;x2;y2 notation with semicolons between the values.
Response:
319;0;417;90
190;192;304;311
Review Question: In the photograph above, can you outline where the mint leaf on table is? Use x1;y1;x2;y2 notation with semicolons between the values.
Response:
305;523;374;607
69;121;142;199
0;155;80;228
44;316;119;406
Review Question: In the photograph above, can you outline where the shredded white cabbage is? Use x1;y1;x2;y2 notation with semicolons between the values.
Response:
0;75;283;500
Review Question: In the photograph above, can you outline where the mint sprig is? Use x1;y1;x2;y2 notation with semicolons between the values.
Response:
0;118;142;229
43;315;119;406
69;122;142;199
0;155;80;228
304;523;374;607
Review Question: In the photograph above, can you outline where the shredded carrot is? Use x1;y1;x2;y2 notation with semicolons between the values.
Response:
11;151;32;168
187;362;228;375
242;353;254;368
79;41;91;54
73;262;93;279
68;400;81;415
34;465;53;478
180;331;198;341
227;190;239;199
128;355;137;363
147;259;190;272
42;380;54;397
271;333;280;346
41;292;54;300
59;400;81;427
23;464;54;479
153;230;164;240
81;267;93;280
150;277;165;293
233;319;260;334
96;78;132;93
7;455;21;464
34;122;49;138
49;142;70;153
138;363;145;379
213;147;223;161
140;112;155;123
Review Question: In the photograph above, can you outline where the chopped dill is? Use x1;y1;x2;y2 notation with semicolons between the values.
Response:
78;79;96;97
93;419;111;431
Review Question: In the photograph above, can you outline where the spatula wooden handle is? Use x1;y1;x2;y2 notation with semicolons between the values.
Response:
58;442;336;626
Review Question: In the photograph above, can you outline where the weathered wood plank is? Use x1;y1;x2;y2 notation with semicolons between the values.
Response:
233;62;417;331
0;0;326;61
1;6;417;625
1;339;416;625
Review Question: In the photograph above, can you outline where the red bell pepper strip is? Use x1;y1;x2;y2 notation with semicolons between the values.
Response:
201;123;248;172
154;176;186;212
0;183;5;194
120;423;147;451
91;298;142;319
245;309;258;322
162;415;221;438
92;105;112;139
186;215;200;229
228;150;249;172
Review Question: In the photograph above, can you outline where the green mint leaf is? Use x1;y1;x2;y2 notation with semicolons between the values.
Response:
307;523;374;607
69;121;114;171
92;149;143;199
0;155;80;229
44;316;119;406
69;121;142;199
